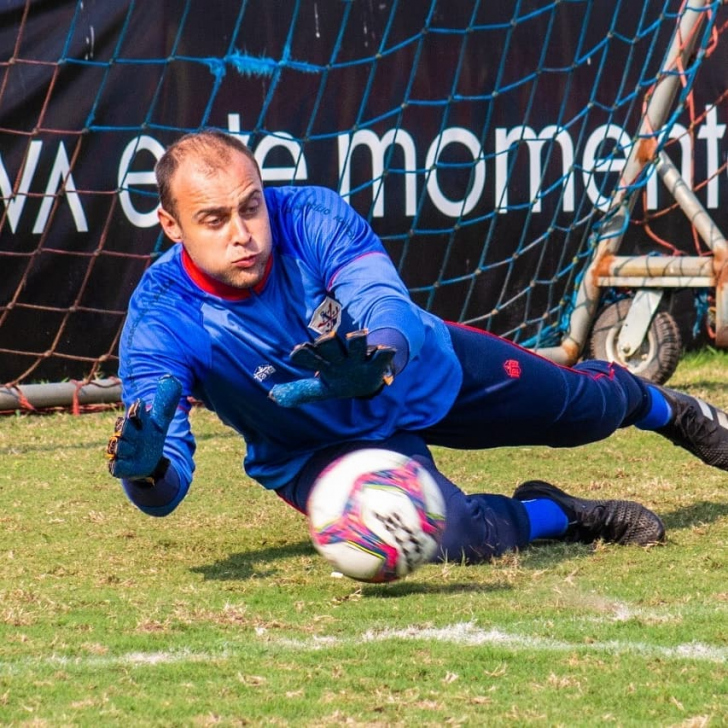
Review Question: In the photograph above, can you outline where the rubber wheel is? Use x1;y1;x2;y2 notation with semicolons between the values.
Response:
588;299;682;384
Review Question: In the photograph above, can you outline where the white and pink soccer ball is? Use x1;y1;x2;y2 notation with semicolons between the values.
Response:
307;449;447;583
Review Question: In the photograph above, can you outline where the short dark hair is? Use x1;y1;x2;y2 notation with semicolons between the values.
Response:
155;129;261;217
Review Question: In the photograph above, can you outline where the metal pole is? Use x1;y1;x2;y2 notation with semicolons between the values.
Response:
655;150;728;346
597;254;716;278
655;152;728;254
0;379;121;412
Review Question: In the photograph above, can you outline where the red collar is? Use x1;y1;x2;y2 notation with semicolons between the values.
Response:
181;247;273;300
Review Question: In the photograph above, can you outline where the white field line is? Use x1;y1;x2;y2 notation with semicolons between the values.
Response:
1;621;725;675
357;622;728;663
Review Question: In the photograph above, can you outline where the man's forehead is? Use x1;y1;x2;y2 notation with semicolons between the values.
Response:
172;153;261;202
175;147;255;178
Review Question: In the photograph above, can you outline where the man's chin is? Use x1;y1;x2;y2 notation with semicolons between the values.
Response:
224;268;265;290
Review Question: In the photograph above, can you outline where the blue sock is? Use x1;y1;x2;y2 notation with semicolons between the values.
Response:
521;498;570;541
635;385;673;430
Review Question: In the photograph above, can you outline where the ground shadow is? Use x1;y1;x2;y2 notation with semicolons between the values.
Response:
190;537;590;595
190;540;314;581
360;580;514;597
658;499;728;531
191;544;519;595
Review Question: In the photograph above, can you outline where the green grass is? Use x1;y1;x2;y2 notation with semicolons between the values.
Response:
1;351;727;726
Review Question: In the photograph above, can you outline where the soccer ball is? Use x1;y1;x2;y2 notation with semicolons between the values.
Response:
307;449;447;583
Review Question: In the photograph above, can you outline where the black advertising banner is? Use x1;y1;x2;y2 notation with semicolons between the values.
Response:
1;0;726;383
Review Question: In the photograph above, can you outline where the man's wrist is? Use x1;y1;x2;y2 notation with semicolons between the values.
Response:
131;456;171;488
367;327;409;374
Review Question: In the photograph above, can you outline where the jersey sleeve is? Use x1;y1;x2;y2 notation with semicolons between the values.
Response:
329;252;427;365
118;291;202;514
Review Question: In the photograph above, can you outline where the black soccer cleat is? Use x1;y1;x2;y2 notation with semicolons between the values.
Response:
650;384;728;473
513;481;665;546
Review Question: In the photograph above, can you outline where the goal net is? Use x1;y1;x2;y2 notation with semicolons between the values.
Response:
1;0;726;408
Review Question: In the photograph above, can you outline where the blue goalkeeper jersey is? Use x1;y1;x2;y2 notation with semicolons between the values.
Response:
119;185;462;493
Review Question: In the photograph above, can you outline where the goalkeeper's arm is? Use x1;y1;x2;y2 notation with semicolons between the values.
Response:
269;328;404;408
106;374;191;517
120;465;184;517
366;327;409;375
329;250;427;375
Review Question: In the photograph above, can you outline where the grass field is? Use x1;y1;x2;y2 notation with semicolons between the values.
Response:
1;351;726;726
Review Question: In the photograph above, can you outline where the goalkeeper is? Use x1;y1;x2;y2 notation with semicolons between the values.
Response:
108;129;728;561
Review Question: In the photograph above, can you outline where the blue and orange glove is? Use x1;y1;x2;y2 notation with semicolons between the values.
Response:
106;374;182;484
269;330;396;408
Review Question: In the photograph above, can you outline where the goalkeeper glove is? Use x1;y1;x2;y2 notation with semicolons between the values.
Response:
269;329;395;408
106;374;182;484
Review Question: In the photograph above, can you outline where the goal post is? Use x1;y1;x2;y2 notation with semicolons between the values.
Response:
1;0;727;410
535;0;728;365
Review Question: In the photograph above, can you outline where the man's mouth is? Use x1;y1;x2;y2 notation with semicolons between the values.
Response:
231;255;257;269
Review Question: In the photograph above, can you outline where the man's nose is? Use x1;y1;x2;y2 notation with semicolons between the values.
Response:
231;213;252;244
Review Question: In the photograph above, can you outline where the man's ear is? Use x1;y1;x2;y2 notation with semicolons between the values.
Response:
158;206;183;242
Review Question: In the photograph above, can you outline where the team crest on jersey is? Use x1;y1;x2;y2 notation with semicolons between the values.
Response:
308;296;341;335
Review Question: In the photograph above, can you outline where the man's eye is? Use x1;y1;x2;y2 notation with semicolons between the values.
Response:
242;202;260;217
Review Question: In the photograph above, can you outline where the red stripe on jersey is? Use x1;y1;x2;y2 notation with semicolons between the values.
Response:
181;247;273;300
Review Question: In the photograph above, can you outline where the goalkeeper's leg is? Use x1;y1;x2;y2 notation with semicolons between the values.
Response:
425;323;728;473
275;432;530;562
424;323;652;450
275;433;663;565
